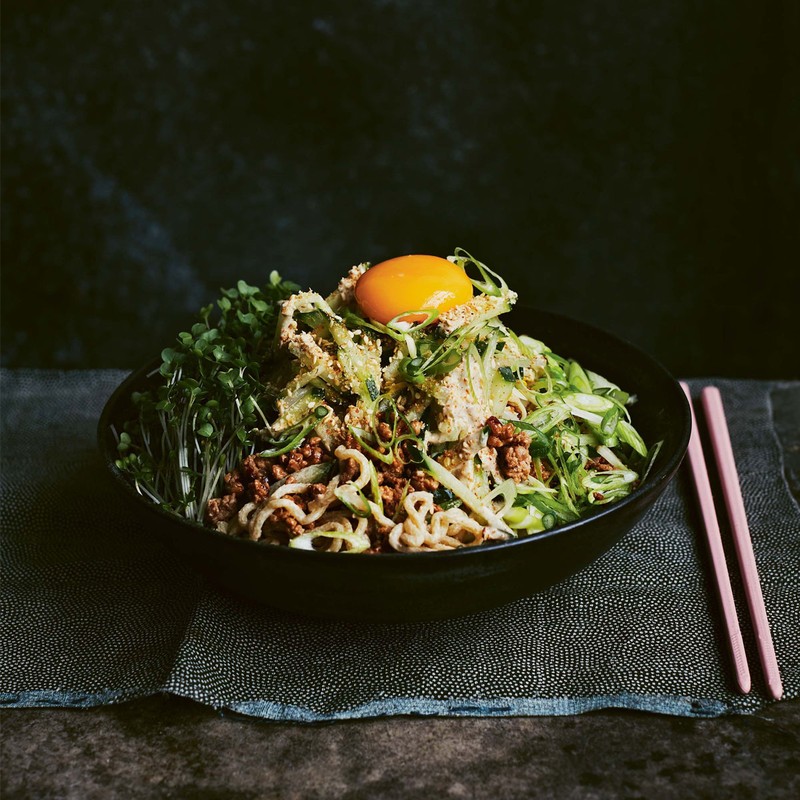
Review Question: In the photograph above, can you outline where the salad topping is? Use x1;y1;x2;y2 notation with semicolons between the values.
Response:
115;249;657;553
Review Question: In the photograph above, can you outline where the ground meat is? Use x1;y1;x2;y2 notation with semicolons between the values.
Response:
587;457;614;472
250;479;270;504
498;444;532;483
226;455;273;503
206;435;336;531
338;433;366;482
285;450;305;473
339;456;360;483
205;494;239;526
485;416;529;448
207;455;271;524
380;483;405;518
240;455;270;481
280;436;330;474
269;463;288;481
485;416;532;482
257;483;330;540
223;469;244;496
374;413;423;441
379;457;405;480
205;455;272;525
270;507;304;536
378;470;406;489
408;469;439;493
287;494;309;514
344;431;362;450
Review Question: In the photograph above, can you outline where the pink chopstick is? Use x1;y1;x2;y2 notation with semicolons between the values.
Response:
701;386;783;700
680;382;750;694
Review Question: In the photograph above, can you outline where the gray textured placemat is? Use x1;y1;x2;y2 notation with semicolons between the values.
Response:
1;370;798;720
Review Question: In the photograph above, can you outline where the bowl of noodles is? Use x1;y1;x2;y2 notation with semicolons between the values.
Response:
98;250;690;621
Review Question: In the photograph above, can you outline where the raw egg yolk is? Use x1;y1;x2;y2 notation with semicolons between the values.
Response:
355;255;473;325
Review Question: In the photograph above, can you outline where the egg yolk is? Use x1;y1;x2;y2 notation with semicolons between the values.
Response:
354;255;473;325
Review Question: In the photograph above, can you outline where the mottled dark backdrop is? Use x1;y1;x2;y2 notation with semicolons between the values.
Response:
2;1;798;376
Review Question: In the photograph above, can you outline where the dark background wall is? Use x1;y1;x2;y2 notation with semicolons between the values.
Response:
2;1;798;377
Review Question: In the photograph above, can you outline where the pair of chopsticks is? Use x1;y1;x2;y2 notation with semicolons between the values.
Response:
680;383;782;699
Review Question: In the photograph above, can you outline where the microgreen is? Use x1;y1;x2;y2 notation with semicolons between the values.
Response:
114;271;299;522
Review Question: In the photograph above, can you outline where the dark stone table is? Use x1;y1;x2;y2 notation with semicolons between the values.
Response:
3;696;799;798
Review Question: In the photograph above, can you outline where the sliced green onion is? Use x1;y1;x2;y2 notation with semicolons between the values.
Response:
600;405;622;437
465;343;482;404
346;425;395;465
398;357;426;385
563;392;615;414
269;461;332;495
386;309;440;331
419;453;512;534
522;404;571;433
518;335;549;357
502;506;531;527
544;354;568;385
340;309;405;341
567;361;593;393
520;491;579;522
585;369;621;394
257;407;329;457
451;247;509;297
488;367;514;415
597;386;630;407
428;348;462;375
510;419;552;458
615;419;648;457
638;440;663;483
296;309;328;330
483;478;518;517
334;485;373;518
583;470;639;489
595;445;626;469
502;505;545;531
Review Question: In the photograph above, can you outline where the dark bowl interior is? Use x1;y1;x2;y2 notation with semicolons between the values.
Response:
98;306;690;622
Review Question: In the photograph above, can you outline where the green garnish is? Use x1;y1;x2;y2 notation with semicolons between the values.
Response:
114;272;298;521
432;486;462;510
114;247;656;551
258;406;330;458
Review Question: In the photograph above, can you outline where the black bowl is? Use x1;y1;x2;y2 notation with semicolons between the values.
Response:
98;307;690;622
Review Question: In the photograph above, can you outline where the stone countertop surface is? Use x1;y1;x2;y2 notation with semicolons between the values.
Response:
3;696;799;799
